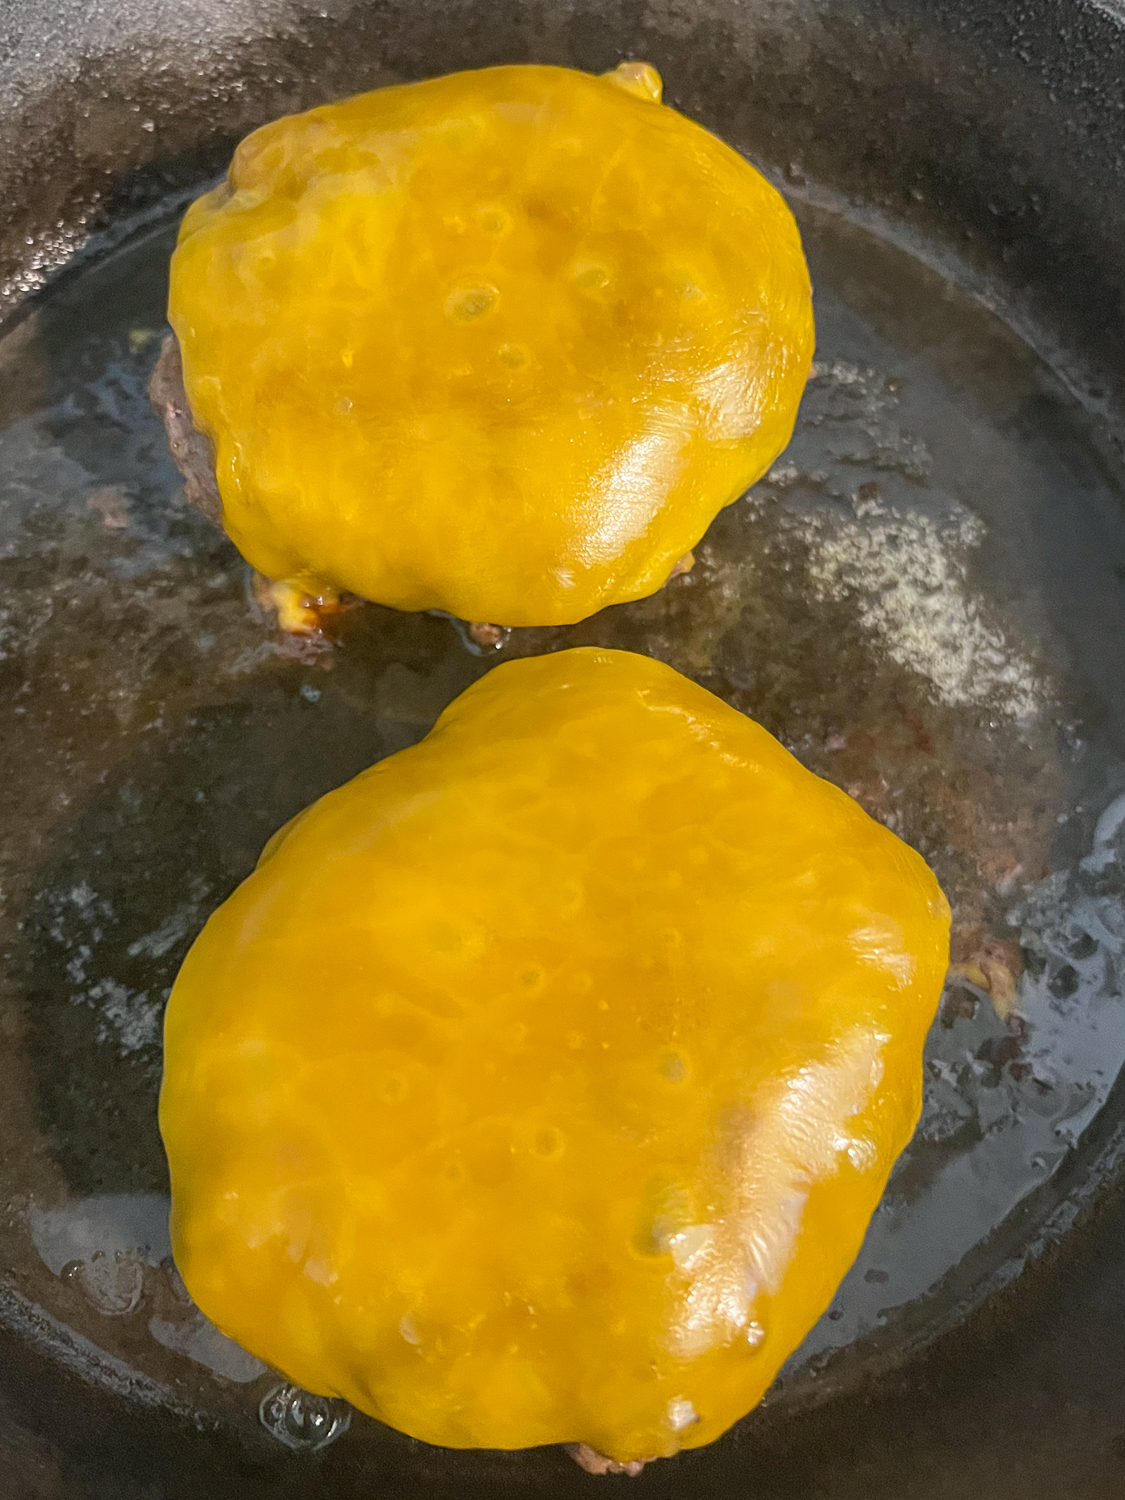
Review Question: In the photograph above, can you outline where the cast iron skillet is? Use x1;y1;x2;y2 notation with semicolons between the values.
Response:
3;1;1125;1495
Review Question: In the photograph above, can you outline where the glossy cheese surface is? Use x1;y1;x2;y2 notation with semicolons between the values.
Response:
161;649;948;1459
167;64;814;625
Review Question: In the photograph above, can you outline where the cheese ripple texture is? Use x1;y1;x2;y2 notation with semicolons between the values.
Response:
160;648;949;1461
167;63;815;625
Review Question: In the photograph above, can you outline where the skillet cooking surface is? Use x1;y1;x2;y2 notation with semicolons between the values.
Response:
2;1;1125;1493
2;193;1125;1478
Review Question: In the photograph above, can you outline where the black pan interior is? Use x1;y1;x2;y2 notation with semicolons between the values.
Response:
2;2;1125;1496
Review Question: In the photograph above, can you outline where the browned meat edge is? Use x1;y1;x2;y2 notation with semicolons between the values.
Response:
566;1443;654;1476
147;332;223;528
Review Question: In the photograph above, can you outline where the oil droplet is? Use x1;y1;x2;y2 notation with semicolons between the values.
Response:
62;1250;144;1317
446;284;498;321
259;1383;351;1451
1048;963;1080;1000
745;1320;766;1348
